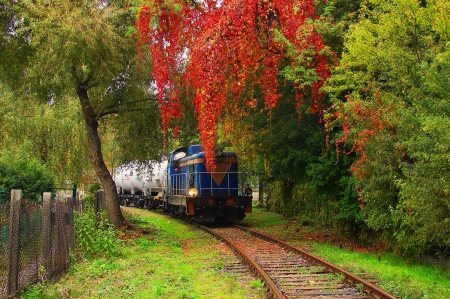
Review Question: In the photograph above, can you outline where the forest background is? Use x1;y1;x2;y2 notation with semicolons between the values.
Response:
1;0;449;259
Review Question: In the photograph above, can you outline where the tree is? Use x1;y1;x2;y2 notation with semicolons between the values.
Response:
133;0;336;169
0;153;56;202
0;88;94;185
326;0;450;256
1;0;161;227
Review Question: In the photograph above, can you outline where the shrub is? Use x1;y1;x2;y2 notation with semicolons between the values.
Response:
73;194;120;259
0;154;55;202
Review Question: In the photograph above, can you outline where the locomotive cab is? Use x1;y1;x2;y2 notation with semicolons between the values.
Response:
163;145;252;222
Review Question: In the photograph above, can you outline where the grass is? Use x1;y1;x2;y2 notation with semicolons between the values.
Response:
20;208;266;299
20;205;450;299
240;205;450;299
312;244;450;298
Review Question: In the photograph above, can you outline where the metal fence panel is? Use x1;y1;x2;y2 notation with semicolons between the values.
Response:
0;190;75;298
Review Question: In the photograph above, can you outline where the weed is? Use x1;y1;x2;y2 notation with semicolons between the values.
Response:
250;279;265;289
85;259;123;279
73;210;121;259
326;273;335;281
335;273;345;281
129;214;142;224
20;282;47;299
356;283;364;293
136;237;153;248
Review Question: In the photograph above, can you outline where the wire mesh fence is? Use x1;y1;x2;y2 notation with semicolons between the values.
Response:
0;190;79;298
0;200;10;297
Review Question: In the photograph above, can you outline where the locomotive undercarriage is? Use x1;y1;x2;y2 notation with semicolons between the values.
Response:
163;195;249;223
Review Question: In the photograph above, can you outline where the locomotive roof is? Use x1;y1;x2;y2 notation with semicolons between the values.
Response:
177;150;237;162
170;145;237;163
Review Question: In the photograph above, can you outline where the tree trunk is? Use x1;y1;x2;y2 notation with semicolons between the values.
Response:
76;85;124;228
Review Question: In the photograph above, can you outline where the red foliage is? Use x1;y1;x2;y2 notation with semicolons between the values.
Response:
134;0;333;169
331;93;390;175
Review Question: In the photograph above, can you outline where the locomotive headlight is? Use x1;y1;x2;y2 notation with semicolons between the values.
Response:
188;188;198;197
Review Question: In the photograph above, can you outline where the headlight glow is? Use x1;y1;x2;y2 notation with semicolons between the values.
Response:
188;188;198;197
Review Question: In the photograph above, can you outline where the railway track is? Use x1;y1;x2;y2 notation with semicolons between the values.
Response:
200;224;397;299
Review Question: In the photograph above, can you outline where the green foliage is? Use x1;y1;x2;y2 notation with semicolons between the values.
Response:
11;0;136;100
306;152;364;233
0;153;55;202
241;0;450;256
87;183;102;194
326;0;450;256
267;180;291;215
259;93;325;181
0;87;92;187
250;279;265;289
84;259;123;279
19;282;48;299
1;0;166;226
246;85;361;233
73;195;120;259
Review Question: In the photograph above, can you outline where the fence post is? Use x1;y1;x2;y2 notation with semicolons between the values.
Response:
94;190;99;214
7;189;21;296
66;196;75;253
72;184;77;201
94;190;106;214
42;192;52;279
55;200;69;273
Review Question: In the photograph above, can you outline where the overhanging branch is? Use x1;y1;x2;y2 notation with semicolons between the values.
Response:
96;98;157;120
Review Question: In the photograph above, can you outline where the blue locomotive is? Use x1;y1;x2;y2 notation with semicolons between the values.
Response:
162;144;252;222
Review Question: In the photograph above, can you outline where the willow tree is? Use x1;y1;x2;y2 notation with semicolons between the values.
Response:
0;89;92;185
1;0;160;227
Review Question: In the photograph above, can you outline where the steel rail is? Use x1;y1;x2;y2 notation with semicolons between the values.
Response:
199;225;285;299
234;224;398;299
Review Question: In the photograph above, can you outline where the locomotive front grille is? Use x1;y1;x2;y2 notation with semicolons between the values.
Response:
167;172;246;197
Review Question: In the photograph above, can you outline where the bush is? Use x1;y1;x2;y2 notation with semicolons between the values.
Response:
0;154;55;202
74;194;120;259
87;183;102;194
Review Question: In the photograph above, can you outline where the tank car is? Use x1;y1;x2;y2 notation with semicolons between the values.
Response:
114;161;167;209
163;145;252;222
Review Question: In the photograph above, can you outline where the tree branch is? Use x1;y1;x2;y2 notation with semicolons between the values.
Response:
96;98;157;120
97;107;155;120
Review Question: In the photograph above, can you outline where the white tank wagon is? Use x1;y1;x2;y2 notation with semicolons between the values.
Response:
113;160;167;209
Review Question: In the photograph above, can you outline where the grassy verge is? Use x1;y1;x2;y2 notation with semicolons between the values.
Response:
21;208;266;299
240;206;450;299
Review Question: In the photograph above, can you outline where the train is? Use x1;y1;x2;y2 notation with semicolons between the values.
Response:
113;160;167;209
114;144;253;222
163;145;252;222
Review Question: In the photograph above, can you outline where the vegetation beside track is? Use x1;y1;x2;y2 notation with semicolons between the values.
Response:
20;205;450;299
